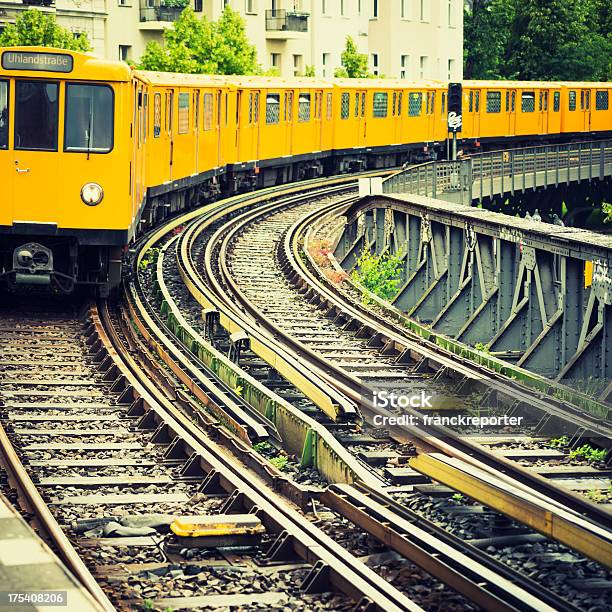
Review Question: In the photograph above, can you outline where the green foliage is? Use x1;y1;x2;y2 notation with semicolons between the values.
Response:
138;247;160;271
569;444;607;463
549;436;569;448
0;9;91;52
139;7;259;75
337;36;371;78
269;455;289;471
464;0;612;80
253;441;274;454
351;250;403;301
451;493;465;503
474;342;491;354
304;65;316;77
603;203;612;224
162;0;189;7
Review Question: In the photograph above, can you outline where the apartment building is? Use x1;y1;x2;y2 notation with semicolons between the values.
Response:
0;1;463;81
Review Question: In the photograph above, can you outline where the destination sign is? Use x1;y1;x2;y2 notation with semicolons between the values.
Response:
1;51;73;73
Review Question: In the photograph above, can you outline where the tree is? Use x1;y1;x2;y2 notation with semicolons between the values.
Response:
464;0;611;81
335;36;370;78
0;8;90;52
139;7;258;75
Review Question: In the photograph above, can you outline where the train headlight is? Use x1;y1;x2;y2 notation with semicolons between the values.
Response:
81;182;104;206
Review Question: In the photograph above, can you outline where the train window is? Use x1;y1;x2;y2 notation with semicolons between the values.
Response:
430;92;435;114
408;92;422;117
153;93;161;138
569;90;576;111
0;80;8;149
486;91;501;113
596;90;609;111
167;93;173;133
178;93;189;134
361;92;366;117
326;92;332;120
194;91;200;130
505;91;509;112
553;91;560;112
373;92;388;118
253;92;260;123
298;93;311;122
544;91;548;111
441;92;446;115
585;90;590;110
287;91;293;121
398;92;403;115
355;92;359;118
266;93;280;124
521;92;535;113
475;90;480;112
392;92;397;116
15;81;58;151
225;94;228;127
539;91;543;111
315;92;322;119
511;91;516;112
248;93;253;123
203;93;213;131
468;91;473;113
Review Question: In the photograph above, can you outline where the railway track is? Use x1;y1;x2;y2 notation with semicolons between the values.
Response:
0;298;429;612
122;175;611;609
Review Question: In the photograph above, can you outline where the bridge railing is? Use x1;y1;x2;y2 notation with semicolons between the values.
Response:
383;139;612;205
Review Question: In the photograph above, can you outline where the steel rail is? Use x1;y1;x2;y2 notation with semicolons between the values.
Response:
95;300;423;612
0;308;119;612
179;185;585;610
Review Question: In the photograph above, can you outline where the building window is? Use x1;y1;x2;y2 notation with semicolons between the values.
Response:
447;0;453;26
117;0;130;5
401;0;408;19
340;0;345;16
521;91;535;113
408;92;422;117
419;56;427;79
322;53;330;77
293;55;302;76
447;59;454;80
266;93;280;124
245;0;256;13
270;53;281;72
486;91;501;113
118;45;131;61
372;0;378;18
373;92;387;118
298;93;311;122
194;0;202;11
371;53;378;76
596;90;609;111
321;0;327;15
400;55;408;79
420;0;428;21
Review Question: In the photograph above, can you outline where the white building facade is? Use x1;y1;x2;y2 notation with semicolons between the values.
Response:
0;0;463;81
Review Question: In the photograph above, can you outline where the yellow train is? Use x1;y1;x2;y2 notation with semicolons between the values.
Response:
0;47;610;294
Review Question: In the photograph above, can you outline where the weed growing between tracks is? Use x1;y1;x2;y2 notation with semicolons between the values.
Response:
351;249;403;302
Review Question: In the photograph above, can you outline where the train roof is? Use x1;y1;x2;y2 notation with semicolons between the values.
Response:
0;47;131;81
221;75;332;88
135;70;232;88
331;78;446;89
464;80;612;88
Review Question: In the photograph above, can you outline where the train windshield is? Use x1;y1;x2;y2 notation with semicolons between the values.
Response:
0;81;7;149
64;84;113;153
15;81;58;151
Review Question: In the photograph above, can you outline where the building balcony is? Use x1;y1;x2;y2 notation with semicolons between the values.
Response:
265;9;308;38
139;5;182;29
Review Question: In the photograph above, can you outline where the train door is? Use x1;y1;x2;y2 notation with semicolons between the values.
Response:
580;88;591;131
216;89;222;167
471;89;481;138
358;90;367;145
284;90;294;155
193;89;200;174
12;79;60;224
0;78;13;225
165;89;174;181
538;90;549;134
506;89;517;135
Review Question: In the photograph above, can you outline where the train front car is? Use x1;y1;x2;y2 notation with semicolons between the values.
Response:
0;47;132;296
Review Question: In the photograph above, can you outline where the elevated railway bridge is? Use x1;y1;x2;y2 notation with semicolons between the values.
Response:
334;139;612;400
